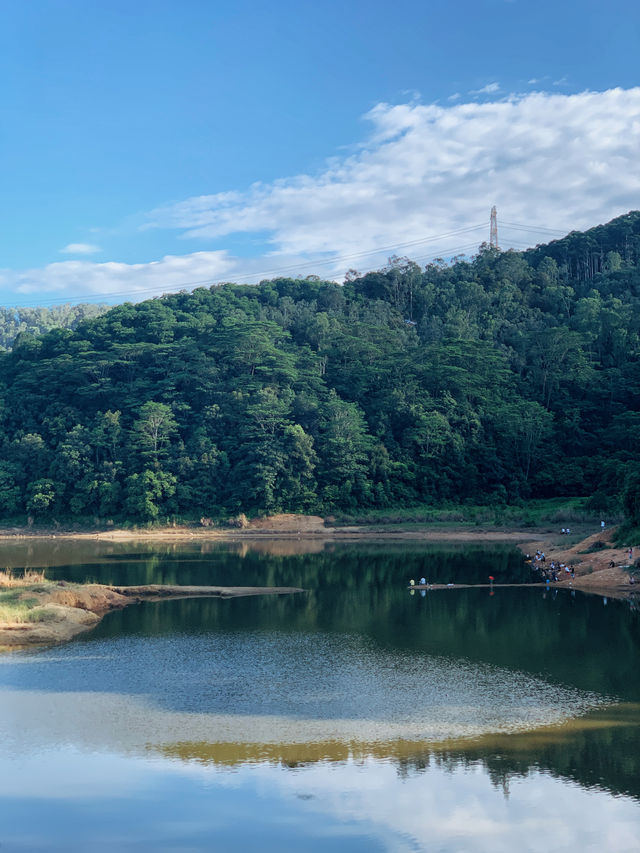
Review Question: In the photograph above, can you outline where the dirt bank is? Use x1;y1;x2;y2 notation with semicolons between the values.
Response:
0;512;548;544
0;515;634;602
518;527;636;599
0;581;304;649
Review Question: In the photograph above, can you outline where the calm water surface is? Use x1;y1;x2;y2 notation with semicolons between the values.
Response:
1;541;639;852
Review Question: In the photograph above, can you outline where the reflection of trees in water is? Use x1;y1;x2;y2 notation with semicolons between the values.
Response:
94;572;640;704
49;542;529;586
396;707;640;802
62;544;640;804
158;707;640;804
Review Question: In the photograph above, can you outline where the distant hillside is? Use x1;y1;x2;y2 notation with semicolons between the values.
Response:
0;212;638;522
0;303;109;351
526;210;640;280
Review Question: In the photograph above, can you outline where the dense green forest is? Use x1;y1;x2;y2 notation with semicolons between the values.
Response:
0;303;108;351
1;211;640;522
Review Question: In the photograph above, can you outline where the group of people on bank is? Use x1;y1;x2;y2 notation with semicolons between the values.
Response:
527;551;574;583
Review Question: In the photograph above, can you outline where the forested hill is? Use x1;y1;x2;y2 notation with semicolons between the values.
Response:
1;211;640;522
0;303;109;351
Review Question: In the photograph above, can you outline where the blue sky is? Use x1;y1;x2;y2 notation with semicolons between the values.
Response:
1;0;640;304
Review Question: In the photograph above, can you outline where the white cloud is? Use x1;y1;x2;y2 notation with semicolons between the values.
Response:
254;758;640;853
59;242;101;255
4;88;640;302
145;88;640;272
448;92;461;101
470;82;501;95
0;251;234;302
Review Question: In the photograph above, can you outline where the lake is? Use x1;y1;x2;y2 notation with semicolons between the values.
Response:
1;540;639;851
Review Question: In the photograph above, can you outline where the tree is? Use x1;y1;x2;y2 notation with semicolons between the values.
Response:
317;394;372;508
125;469;177;520
26;479;56;515
133;402;177;466
622;469;640;527
92;410;122;464
279;424;317;509
0;462;20;516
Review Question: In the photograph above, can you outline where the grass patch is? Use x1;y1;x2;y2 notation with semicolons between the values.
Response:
0;602;32;623
0;569;46;587
0;572;52;625
612;524;640;547
0;589;23;604
583;540;608;553
328;498;603;528
0;596;53;624
25;607;56;623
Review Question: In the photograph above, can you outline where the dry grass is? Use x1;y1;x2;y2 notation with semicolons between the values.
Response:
0;569;46;588
0;570;49;625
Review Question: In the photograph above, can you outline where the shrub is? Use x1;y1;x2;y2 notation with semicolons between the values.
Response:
228;513;249;529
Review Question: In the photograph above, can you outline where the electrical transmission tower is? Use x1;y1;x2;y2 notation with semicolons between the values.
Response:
490;206;499;249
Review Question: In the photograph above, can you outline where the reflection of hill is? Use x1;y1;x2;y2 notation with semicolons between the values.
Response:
45;540;530;584
17;542;640;807
405;704;640;802
156;703;640;802
91;578;640;703
0;537;330;571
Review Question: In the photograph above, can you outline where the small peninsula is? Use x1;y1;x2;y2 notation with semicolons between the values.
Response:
0;577;304;648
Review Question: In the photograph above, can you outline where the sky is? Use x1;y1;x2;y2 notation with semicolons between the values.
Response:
1;0;640;306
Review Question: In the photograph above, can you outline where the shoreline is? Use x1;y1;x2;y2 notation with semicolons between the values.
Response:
0;525;544;543
0;517;633;587
0;519;636;651
0;517;635;578
0;582;304;649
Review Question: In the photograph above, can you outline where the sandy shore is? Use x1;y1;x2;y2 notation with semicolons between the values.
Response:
0;582;304;649
0;524;536;544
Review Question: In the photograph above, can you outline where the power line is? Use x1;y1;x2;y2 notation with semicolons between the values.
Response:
209;224;487;283
6;224;486;307
500;221;567;236
411;242;487;263
4;218;569;308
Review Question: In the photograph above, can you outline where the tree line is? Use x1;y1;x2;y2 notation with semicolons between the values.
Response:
1;211;639;522
0;303;108;351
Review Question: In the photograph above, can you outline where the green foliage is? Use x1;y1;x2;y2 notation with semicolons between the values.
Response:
125;469;177;520
0;303;108;351
133;402;178;465
0;211;639;520
26;479;56;514
622;469;640;526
